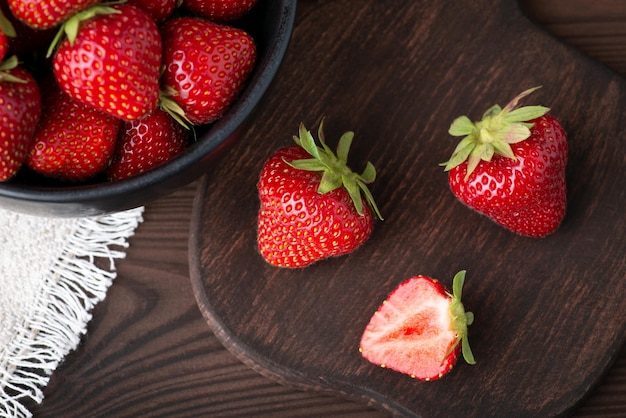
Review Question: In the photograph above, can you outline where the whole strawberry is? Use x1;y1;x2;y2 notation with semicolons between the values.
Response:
0;57;41;181
182;0;258;22
107;108;189;181
160;17;256;125
27;87;120;182
257;122;382;268
51;4;162;121
360;271;475;381
442;87;568;238
126;0;178;24
7;0;99;29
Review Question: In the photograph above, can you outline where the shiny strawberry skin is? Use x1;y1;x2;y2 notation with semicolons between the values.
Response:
448;115;567;237
7;0;99;29
126;0;177;24
107;109;189;181
27;90;120;181
160;17;256;125
0;67;41;181
52;5;162;121
257;146;374;268
183;0;258;22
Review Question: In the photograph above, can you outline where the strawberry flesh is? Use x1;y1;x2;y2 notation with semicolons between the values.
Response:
360;272;474;381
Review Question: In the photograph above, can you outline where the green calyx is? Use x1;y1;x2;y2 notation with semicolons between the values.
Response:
46;2;124;58
446;270;476;365
159;85;193;130
287;121;383;220
441;86;550;179
0;8;16;38
0;56;27;83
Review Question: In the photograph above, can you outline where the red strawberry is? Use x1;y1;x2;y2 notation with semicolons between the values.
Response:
107;108;189;181
360;270;476;381
257;122;382;268
51;4;162;121
27;87;120;181
126;0;178;24
0;1;56;55
160;17;256;125
7;0;99;29
182;0;258;22
442;87;568;238
0;57;41;181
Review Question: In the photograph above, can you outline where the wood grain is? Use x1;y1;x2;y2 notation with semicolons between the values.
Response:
521;0;626;77
189;0;626;416
32;0;626;417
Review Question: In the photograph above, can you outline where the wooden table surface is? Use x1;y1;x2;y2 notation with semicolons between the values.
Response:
32;1;625;417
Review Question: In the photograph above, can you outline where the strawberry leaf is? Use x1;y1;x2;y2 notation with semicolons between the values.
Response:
503;105;550;124
0;9;16;37
0;56;27;83
449;116;475;137
287;121;383;220
449;270;476;365
47;4;122;57
443;86;551;177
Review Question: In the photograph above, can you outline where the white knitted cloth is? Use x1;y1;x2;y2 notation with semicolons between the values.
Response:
0;206;144;417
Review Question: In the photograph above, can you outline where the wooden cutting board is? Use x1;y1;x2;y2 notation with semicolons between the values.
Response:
189;0;626;416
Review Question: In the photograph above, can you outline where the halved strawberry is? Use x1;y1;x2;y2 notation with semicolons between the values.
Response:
360;271;475;381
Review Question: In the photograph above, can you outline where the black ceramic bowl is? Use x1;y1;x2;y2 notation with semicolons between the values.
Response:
0;0;296;217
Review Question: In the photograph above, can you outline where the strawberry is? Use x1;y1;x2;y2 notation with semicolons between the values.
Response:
7;0;99;29
107;108;189;181
0;56;41;181
51;4;162;121
160;17;256;125
0;1;56;55
126;0;178;24
182;0;258;22
442;87;568;238
26;86;120;182
360;270;476;381
257;122;382;268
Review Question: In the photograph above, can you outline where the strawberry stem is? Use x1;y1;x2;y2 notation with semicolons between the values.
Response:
46;3;123;57
447;270;476;365
0;56;27;83
441;86;550;179
287;120;383;220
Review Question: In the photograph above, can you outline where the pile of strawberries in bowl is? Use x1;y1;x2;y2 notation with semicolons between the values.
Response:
0;0;296;216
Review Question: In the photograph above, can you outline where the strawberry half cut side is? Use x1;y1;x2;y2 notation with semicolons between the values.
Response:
359;270;475;381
